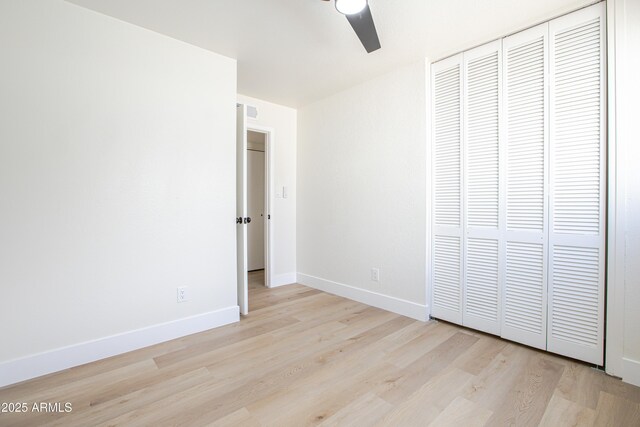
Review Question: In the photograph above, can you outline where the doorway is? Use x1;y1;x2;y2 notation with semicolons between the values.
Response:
247;130;267;291
236;104;274;315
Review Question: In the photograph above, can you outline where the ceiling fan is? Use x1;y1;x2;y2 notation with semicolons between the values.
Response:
321;0;381;53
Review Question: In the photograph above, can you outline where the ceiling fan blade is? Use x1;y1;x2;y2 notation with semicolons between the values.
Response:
345;5;381;53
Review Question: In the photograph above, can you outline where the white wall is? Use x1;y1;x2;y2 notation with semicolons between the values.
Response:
607;0;640;387
237;95;297;286
297;62;428;320
0;0;238;385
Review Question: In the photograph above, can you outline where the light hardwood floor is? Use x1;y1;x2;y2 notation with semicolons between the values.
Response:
1;270;639;426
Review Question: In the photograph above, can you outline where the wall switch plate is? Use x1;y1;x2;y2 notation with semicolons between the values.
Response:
177;286;189;303
371;268;380;282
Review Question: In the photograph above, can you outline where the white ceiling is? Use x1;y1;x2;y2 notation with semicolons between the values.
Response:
67;0;595;107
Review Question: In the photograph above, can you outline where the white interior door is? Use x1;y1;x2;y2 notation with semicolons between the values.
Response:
547;3;605;365
236;104;248;315
247;149;265;271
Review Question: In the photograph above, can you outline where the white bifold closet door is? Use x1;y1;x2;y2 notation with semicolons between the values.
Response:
431;42;503;334
501;23;549;350
431;54;464;325
462;41;502;335
547;3;605;365
430;3;605;365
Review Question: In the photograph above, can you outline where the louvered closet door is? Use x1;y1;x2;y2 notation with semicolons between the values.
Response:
501;24;549;350
431;54;464;324
548;3;605;365
462;41;502;335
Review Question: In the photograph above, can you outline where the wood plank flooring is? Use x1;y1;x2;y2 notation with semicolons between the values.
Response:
1;270;639;426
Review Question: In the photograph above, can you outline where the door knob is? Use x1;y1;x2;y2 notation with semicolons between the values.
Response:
236;217;242;224
244;217;251;224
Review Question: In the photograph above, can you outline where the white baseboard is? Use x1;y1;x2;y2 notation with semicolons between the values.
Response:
623;357;640;387
297;273;428;321
0;306;239;388
270;272;297;288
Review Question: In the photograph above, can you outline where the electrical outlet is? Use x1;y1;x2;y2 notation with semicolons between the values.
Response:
371;268;380;282
177;286;189;303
